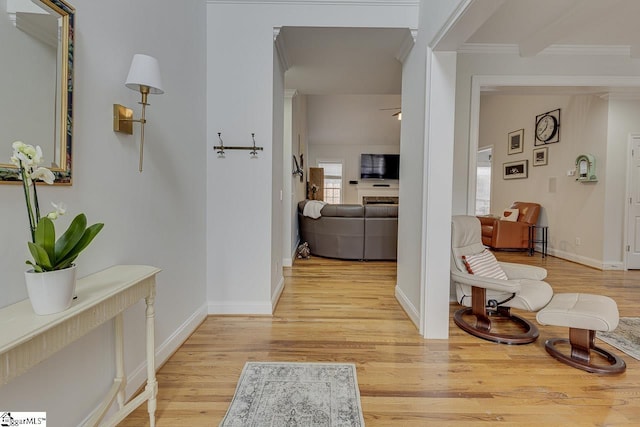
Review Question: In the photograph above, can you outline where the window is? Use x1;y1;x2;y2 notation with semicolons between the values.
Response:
318;161;343;204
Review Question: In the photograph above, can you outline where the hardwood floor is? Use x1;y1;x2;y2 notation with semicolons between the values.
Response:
119;253;640;426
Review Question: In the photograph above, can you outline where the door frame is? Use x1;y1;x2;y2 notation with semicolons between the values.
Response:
475;145;493;216
624;133;640;269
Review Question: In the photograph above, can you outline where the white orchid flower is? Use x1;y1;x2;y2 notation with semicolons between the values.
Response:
15;151;31;167
33;145;44;165
31;167;55;185
12;147;33;169
11;142;43;167
22;144;36;160
47;202;67;220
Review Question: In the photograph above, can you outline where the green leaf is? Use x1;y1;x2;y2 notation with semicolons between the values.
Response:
34;217;56;266
53;222;104;270
54;213;87;261
27;242;53;270
26;260;43;273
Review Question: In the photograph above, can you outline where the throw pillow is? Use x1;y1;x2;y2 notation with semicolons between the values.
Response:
462;249;508;280
500;208;519;222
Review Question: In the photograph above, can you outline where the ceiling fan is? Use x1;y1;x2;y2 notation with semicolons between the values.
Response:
380;107;401;120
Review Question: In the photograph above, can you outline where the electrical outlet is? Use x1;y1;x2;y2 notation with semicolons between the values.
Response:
575;237;581;246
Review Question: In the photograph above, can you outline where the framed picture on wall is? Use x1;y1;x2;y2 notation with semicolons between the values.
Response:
533;147;548;166
508;129;524;155
503;160;528;179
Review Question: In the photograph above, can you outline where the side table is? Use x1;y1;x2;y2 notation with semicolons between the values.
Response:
528;225;548;258
0;265;161;426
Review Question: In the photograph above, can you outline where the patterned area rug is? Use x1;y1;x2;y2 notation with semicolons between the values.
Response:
597;317;640;361
220;362;364;427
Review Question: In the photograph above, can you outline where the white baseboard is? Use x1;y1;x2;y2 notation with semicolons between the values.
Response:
272;276;285;311
547;248;623;270
208;301;273;315
284;237;301;268
395;284;419;328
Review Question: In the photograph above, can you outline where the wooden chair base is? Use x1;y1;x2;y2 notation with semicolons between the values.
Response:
453;307;539;345
544;328;626;374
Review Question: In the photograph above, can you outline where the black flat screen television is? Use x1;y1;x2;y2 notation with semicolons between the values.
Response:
360;154;400;180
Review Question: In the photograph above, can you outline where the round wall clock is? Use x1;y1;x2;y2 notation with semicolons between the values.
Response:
534;109;560;145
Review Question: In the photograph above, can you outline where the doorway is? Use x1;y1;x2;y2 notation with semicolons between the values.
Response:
475;147;492;216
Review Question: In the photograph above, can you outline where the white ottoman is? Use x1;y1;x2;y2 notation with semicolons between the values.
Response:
536;293;626;374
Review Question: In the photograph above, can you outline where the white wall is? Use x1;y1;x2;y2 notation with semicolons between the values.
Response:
395;0;461;338
453;52;640;217
290;93;308;257
307;94;401;146
206;0;418;315
272;44;285;302
306;94;401;204
606;99;640;266
395;40;425;325
479;94;608;267
0;1;207;425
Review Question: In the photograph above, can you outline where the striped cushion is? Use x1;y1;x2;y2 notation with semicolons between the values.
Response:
462;250;508;280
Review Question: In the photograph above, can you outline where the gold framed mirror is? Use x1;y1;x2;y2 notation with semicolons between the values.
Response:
0;0;75;184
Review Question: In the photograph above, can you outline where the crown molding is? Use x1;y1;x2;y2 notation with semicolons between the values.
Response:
273;27;290;71
395;29;417;63
542;44;632;56
599;92;640;101
458;43;633;57
457;43;519;55
207;0;419;5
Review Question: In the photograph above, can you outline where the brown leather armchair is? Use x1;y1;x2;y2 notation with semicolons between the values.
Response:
478;202;541;250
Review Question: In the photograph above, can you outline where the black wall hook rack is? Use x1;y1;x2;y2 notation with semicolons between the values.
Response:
214;133;264;157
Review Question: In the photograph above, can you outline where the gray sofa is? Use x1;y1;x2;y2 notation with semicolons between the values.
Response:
298;200;398;260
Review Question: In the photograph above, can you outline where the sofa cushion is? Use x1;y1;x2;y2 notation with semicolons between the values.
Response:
298;200;364;217
320;204;364;217
462;249;508;280
364;205;398;218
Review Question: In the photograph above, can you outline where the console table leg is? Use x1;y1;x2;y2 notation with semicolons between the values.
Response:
145;289;158;427
115;313;126;409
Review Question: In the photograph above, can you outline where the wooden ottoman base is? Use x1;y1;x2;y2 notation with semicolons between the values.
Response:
537;293;626;375
544;328;626;374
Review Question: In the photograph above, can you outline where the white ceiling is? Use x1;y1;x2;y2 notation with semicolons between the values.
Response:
447;0;640;57
280;27;412;95
280;1;640;96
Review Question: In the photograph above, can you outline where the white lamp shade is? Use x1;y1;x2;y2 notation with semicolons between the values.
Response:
125;54;164;94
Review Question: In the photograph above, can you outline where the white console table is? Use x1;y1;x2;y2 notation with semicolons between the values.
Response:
0;265;161;427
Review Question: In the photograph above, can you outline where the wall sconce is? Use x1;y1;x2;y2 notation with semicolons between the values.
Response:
113;54;164;172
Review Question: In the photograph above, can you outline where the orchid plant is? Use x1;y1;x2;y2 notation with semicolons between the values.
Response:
310;184;319;200
11;141;104;273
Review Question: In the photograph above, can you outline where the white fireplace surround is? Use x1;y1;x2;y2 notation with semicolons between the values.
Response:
356;182;399;205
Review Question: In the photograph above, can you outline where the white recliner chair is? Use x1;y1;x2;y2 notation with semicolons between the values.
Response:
450;215;553;344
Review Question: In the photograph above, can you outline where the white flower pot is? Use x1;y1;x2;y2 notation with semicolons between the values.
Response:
25;265;77;315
